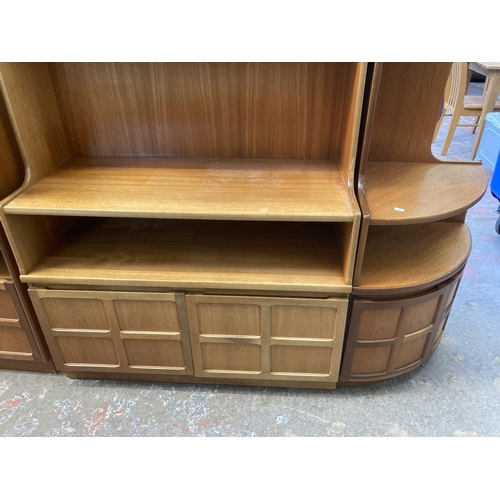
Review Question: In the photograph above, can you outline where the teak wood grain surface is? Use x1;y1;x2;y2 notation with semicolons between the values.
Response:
0;90;24;201
48;63;358;161
0;254;8;279
5;157;354;221
367;62;452;163
364;161;488;224
0;63;71;185
356;222;471;294
30;288;193;376
0;61;487;388
21;218;349;293
186;294;347;384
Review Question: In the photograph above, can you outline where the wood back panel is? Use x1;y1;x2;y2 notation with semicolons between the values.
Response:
0;90;24;201
368;63;451;163
49;62;361;161
2;214;76;276
338;62;367;186
0;63;70;185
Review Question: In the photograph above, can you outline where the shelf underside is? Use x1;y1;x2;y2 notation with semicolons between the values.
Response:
22;218;349;293
5;157;354;222
356;222;471;294
364;162;488;224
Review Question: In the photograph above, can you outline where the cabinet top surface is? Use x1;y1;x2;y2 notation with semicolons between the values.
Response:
5;157;355;222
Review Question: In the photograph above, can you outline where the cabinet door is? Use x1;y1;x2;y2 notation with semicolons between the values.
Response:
186;294;348;384
30;288;193;375
0;280;35;361
340;272;462;384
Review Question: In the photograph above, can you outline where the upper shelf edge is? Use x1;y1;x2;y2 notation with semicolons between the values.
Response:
364;161;488;224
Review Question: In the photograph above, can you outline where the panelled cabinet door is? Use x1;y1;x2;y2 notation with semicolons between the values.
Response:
29;288;193;375
340;271;463;384
186;294;348;384
0;280;36;361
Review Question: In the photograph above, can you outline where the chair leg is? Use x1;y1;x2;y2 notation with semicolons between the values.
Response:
472;78;490;134
472;115;480;133
441;110;461;156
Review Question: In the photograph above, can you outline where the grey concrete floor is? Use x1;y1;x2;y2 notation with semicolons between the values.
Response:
1;84;499;437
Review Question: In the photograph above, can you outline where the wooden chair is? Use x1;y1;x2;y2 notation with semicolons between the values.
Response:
439;62;500;156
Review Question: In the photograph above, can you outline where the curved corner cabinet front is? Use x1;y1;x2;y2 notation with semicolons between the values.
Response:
339;270;463;385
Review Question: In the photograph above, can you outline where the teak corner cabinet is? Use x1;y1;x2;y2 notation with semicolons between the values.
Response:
0;63;487;388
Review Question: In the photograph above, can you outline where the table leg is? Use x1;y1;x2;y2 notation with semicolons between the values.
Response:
472;74;500;159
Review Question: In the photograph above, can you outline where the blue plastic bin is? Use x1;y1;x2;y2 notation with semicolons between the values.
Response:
476;112;500;234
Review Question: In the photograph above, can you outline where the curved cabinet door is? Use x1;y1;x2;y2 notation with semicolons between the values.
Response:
339;271;463;385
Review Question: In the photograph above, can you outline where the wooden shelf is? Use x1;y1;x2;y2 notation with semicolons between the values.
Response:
364;162;488;224
21;218;349;293
356;222;471;294
5;157;355;222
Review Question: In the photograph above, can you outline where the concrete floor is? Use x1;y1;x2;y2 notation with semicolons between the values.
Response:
1;85;499;437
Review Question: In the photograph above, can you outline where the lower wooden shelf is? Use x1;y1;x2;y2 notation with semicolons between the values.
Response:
22;217;351;294
355;222;471;296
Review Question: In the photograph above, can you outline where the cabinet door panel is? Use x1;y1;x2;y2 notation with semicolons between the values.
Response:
196;303;261;336
340;271;463;384
350;346;392;375
270;305;336;339
201;343;261;373
43;298;109;331
123;338;185;369
187;294;348;383
114;300;179;333
0;324;32;353
0;288;18;319
394;332;429;370
357;307;400;341
56;337;119;366
30;288;193;375
0;280;35;360
270;345;332;375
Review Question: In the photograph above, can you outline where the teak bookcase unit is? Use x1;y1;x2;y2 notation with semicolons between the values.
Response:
0;87;55;373
339;63;487;385
0;62;366;388
0;62;488;388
